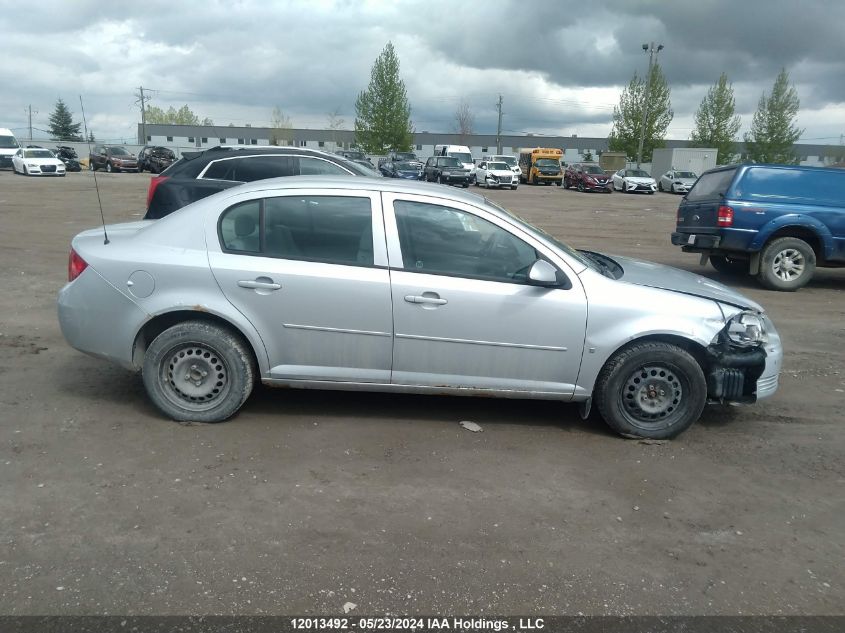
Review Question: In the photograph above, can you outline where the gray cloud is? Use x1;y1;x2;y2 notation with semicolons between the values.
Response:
1;1;842;143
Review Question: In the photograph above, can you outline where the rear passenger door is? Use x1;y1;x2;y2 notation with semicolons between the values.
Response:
207;188;394;383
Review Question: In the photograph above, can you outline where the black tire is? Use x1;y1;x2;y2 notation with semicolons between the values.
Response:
756;237;816;291
106;162;113;173
710;255;748;276
670;183;676;194
438;174;445;185
658;181;664;192
531;173;537;185
510;185;517;190
595;341;706;439
623;181;628;193
577;181;585;192
142;321;255;423
89;161;95;171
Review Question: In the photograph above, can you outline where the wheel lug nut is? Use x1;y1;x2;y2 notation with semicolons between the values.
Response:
184;374;191;381
191;364;197;370
200;370;207;377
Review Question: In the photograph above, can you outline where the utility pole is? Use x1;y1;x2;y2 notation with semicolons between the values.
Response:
636;42;664;169
26;105;37;141
135;86;147;145
495;94;503;154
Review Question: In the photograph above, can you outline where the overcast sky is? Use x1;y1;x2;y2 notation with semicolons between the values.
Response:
2;0;844;145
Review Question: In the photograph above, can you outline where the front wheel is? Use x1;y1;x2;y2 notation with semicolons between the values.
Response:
142;321;255;423
658;182;664;192
757;237;816;291
106;162;113;173
595;342;706;439
510;185;518;190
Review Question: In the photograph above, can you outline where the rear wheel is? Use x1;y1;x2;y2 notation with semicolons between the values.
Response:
710;255;749;276
595;342;706;439
142;321;255;423
757;237;816;291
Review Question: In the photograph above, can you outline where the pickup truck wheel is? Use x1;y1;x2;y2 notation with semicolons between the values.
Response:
142;321;255;423
757;237;816;291
710;255;749;276
595;342;706;439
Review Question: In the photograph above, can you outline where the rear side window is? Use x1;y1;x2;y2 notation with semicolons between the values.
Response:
219;196;374;266
736;167;845;206
686;169;736;201
203;156;295;182
298;157;350;175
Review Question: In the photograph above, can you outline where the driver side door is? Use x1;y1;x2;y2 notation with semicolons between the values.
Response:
382;193;587;394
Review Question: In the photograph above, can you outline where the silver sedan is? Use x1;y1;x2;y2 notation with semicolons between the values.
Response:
659;170;698;194
58;177;782;439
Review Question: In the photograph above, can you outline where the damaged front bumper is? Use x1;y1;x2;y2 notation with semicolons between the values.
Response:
705;313;782;403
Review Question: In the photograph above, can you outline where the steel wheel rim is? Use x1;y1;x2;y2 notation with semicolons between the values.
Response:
159;342;231;412
621;364;683;429
772;248;805;281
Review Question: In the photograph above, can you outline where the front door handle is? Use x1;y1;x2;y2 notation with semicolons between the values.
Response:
404;294;447;305
238;279;281;290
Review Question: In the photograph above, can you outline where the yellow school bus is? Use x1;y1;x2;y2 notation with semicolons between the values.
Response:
518;147;563;185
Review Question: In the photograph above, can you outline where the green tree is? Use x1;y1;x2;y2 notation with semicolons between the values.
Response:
269;107;293;146
354;42;413;153
690;73;741;164
144;104;212;126
48;98;82;141
744;68;803;164
608;65;673;162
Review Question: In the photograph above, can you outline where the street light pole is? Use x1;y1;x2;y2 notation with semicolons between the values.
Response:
636;42;663;169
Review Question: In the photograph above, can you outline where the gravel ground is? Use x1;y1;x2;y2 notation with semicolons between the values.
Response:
0;170;842;615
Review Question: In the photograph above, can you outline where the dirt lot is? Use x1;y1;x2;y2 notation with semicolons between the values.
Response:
0;171;842;616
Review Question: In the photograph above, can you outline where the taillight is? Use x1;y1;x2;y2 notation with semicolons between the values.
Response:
146;175;169;208
68;248;88;282
717;205;734;227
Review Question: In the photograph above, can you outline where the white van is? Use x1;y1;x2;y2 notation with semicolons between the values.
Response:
483;153;521;178
434;144;475;180
0;128;21;169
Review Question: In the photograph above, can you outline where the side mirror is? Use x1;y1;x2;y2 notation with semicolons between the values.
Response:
527;259;564;287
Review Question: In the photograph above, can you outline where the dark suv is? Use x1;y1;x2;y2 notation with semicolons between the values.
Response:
138;145;176;173
563;163;612;192
88;145;138;172
422;156;471;187
145;146;375;219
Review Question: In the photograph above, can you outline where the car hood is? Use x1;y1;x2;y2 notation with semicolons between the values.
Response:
24;157;63;165
609;253;763;311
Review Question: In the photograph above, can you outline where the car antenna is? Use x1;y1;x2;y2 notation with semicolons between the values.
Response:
78;95;109;245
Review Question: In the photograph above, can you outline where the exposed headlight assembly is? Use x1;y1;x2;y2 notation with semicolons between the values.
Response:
725;311;767;347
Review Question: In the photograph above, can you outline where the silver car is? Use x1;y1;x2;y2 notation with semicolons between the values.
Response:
58;177;782;439
659;170;698;194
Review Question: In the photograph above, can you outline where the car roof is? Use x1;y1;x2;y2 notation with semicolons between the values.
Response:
220;174;498;209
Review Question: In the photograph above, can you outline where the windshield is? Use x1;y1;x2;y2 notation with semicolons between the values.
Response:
494;156;517;166
449;152;472;164
26;149;55;158
438;157;461;167
536;159;560;168
675;171;696;179
110;147;130;156
57;147;78;157
394;153;416;161
625;169;650;177
582;165;604;174
0;135;19;149
394;161;417;170
488;162;509;171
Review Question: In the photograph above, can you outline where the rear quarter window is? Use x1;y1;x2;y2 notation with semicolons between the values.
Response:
686;168;737;201
735;167;845;207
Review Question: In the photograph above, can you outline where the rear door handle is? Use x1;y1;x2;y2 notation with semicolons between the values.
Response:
238;279;282;290
404;294;447;305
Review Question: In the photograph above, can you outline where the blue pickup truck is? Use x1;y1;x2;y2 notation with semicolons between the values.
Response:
671;164;845;290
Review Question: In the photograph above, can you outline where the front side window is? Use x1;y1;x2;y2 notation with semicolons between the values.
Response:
219;196;374;266
298;157;350;176
393;200;538;284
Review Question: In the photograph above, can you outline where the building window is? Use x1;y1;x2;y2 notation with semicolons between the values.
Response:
482;147;488;153
146;135;151;142
220;138;226;144
201;137;208;144
299;140;307;147
167;136;173;142
237;138;244;144
318;141;325;147
416;144;422;151
188;137;195;143
251;139;258;145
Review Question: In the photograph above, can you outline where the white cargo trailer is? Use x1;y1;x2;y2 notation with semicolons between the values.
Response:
650;148;717;180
